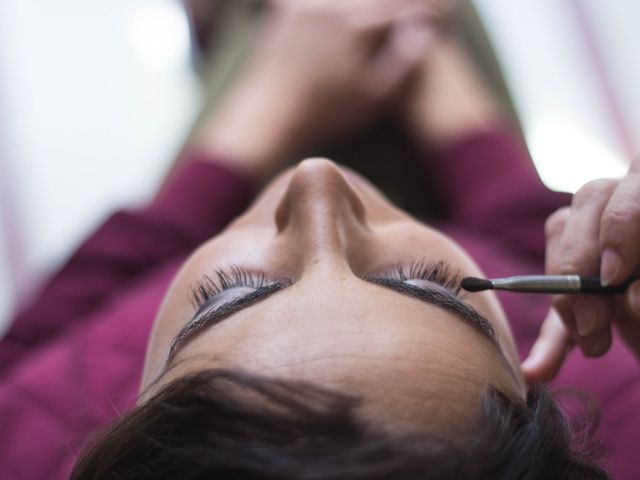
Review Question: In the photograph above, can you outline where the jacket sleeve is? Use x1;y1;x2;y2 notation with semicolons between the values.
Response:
430;126;572;260
0;152;253;374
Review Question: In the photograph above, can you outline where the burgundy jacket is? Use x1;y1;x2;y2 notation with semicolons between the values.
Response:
1;130;638;479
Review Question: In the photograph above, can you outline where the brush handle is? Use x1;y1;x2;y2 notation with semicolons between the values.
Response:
489;275;637;294
579;276;634;294
491;275;581;293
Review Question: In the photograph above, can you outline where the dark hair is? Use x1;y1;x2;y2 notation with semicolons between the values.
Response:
72;369;609;479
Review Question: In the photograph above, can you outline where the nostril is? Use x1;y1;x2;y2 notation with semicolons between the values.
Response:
273;158;368;234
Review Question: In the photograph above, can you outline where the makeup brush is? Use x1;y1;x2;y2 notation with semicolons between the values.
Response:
461;275;637;294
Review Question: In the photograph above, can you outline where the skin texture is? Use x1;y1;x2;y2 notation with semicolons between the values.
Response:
192;0;437;183
164;0;640;415
147;2;532;431
140;158;527;433
522;158;640;381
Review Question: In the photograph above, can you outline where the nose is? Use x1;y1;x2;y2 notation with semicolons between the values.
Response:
275;158;367;264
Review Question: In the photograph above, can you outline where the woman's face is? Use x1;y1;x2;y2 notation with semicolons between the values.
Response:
141;158;526;433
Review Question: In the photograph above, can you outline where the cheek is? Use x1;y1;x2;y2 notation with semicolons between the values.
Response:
366;223;485;276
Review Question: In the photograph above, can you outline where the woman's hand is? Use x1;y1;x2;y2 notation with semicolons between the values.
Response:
195;0;434;182
256;0;434;123
522;158;640;382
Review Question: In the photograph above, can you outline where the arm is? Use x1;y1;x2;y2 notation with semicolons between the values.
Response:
0;155;252;372
0;262;176;479
405;36;570;259
432;126;571;258
190;1;435;184
523;161;640;382
1;0;433;371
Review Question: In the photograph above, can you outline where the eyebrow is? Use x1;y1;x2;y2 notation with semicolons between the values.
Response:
167;282;289;364
166;277;499;368
367;277;498;345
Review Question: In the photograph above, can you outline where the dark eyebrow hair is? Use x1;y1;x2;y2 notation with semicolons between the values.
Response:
166;282;291;365
366;277;498;346
165;276;499;370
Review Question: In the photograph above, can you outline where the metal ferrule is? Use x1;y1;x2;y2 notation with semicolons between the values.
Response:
491;275;581;293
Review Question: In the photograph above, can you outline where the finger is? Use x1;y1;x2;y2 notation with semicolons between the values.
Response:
620;279;640;354
545;207;580;339
599;159;640;285
544;206;571;274
521;308;574;383
624;279;640;320
553;287;613;359
551;180;618;338
551;293;577;334
556;179;618;276
569;293;613;358
346;0;436;29
362;17;434;101
576;323;612;358
571;294;615;338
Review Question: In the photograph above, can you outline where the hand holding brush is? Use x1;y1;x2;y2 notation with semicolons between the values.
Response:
472;163;640;383
461;274;637;294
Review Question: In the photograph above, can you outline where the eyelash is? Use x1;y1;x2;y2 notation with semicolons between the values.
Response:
380;260;462;295
191;266;275;309
191;260;462;310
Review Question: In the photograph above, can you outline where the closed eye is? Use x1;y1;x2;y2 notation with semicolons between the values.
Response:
166;261;495;368
375;260;463;295
168;281;291;364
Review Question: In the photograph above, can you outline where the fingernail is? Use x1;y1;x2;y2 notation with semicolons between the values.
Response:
575;304;596;336
600;249;621;286
587;339;608;357
520;357;534;372
521;349;539;371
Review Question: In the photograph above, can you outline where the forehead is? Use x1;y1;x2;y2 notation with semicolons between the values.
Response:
152;277;520;409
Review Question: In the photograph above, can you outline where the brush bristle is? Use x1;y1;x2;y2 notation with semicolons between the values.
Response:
461;277;493;292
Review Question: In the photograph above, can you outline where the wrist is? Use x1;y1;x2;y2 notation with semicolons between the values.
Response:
404;36;503;150
193;74;307;183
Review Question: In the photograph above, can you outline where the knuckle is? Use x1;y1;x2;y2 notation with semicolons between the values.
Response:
551;295;570;314
601;208;632;226
572;178;617;208
575;176;640;254
600;209;635;248
557;240;596;273
545;207;570;237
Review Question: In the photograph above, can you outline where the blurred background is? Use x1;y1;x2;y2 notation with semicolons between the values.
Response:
0;0;638;332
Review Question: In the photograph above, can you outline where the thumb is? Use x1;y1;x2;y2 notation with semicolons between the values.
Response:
521;308;574;384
